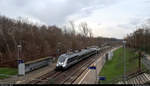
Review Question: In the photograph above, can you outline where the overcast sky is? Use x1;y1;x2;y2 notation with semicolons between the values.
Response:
0;0;150;39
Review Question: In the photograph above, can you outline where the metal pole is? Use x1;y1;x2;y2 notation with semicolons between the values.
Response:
144;29;146;52
17;42;22;61
139;51;142;72
123;41;126;83
95;53;98;84
95;66;97;84
17;45;20;61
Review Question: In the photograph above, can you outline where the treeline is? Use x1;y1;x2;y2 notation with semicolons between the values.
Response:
125;23;150;54
0;15;95;67
0;15;120;67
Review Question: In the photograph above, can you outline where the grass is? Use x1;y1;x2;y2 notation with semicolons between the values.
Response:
0;67;17;79
99;47;146;84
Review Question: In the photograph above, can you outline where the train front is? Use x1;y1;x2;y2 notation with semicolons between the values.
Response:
56;54;67;70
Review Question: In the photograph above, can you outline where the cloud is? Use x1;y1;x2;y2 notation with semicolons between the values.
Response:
67;0;150;38
0;0;150;39
0;0;120;24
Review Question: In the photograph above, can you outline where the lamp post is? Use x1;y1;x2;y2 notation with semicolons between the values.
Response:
123;40;126;83
17;44;22;61
17;42;25;76
95;48;100;84
95;58;97;84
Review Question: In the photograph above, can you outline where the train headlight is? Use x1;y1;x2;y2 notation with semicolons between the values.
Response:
61;62;64;65
56;62;65;67
62;65;65;67
59;62;64;65
62;63;66;67
56;63;59;66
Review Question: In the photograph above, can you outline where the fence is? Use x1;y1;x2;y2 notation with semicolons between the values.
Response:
18;56;52;75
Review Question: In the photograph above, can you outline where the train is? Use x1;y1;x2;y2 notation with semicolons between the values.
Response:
55;47;101;70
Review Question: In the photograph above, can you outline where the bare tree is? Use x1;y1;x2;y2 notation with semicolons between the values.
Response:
69;21;76;36
0;15;118;68
79;22;89;37
88;28;93;38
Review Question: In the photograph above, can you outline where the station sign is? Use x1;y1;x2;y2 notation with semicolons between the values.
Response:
99;76;106;80
17;60;24;64
88;66;96;70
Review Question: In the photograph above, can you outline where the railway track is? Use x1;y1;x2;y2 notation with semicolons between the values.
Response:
28;47;112;84
61;48;110;84
54;48;111;84
28;70;61;84
56;53;101;84
34;53;100;84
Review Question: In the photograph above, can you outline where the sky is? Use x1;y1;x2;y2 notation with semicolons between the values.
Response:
0;0;150;39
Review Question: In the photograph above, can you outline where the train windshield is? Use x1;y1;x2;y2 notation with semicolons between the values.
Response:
58;56;66;63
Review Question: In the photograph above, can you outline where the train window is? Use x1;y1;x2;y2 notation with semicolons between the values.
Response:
67;56;78;63
58;56;66;63
67;58;72;63
82;52;88;57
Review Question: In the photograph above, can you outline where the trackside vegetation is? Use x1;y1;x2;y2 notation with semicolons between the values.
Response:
99;47;146;84
0;68;17;79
